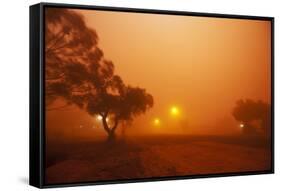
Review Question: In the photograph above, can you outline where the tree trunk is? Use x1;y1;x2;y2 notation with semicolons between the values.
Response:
243;121;256;135
101;115;119;143
107;130;116;143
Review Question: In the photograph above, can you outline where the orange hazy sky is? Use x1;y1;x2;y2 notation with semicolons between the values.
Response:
46;9;271;137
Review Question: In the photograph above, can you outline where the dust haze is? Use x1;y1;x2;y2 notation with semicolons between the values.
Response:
44;8;272;184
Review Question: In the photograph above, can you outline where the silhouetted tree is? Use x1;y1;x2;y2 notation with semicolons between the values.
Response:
232;99;271;136
45;8;102;107
45;8;154;141
86;86;153;142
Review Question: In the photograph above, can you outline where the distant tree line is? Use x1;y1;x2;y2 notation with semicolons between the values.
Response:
232;99;271;137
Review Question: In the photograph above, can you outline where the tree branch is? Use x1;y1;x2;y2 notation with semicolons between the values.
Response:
47;104;71;111
46;30;66;53
102;116;110;134
112;118;119;132
45;73;65;81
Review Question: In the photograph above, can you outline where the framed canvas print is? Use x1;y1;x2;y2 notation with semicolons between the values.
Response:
30;2;274;188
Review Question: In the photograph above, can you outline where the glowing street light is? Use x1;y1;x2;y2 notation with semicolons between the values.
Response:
170;106;179;116
153;118;161;126
96;115;109;122
96;115;102;121
239;123;244;128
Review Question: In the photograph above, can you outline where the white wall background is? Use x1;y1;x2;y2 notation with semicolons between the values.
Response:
0;0;279;190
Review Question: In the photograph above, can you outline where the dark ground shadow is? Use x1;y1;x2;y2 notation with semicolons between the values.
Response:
18;176;29;185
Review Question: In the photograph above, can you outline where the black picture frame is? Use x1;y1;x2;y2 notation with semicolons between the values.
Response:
30;2;274;189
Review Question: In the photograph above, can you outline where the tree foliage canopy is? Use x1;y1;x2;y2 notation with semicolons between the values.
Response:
232;99;271;135
232;99;270;123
